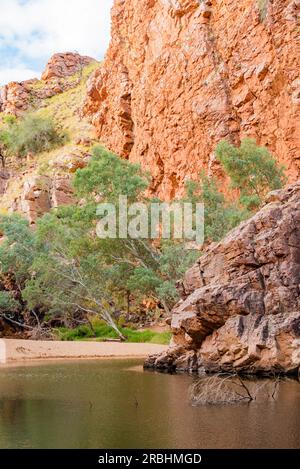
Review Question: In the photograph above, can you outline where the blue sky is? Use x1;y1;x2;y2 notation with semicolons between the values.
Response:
0;0;114;85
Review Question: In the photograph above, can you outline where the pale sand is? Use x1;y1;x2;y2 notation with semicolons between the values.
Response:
0;339;167;364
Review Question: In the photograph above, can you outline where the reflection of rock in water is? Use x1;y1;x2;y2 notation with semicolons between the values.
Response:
189;375;282;406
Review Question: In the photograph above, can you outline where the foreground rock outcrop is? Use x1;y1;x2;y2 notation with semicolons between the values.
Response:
83;0;300;198
145;182;300;374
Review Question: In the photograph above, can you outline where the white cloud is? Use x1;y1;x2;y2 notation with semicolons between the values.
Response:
0;0;113;84
0;66;40;85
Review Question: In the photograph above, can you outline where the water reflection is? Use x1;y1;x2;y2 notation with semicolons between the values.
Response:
0;360;299;449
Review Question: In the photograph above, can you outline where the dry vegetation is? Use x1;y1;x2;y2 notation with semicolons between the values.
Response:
189;374;281;406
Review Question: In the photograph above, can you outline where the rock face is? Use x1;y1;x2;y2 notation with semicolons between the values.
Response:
145;182;300;374
0;81;32;116
0;53;95;116
0;78;70;116
41;52;94;81
11;174;74;225
2;148;91;224
199;312;300;374
83;0;300;198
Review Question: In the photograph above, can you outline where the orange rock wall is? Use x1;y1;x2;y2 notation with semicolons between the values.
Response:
83;0;300;198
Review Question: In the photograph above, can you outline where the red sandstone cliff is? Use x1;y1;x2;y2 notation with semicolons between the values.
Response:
83;0;300;198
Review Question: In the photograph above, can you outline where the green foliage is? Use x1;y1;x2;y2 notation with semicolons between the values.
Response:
0;129;11;149
0;215;37;323
1;114;67;158
0;118;15;167
0;291;20;314
0;214;37;286
216;138;286;210
20;211;127;339
72;146;199;312
56;323;171;345
2;115;17;126
74;146;149;202
56;325;94;340
185;173;248;242
127;267;161;295
0;139;285;336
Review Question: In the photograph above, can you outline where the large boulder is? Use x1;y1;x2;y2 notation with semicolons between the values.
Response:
145;182;300;375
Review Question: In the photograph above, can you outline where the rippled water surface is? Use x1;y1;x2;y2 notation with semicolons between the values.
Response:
0;359;299;448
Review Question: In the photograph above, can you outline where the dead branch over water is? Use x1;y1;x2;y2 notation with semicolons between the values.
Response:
189;374;281;406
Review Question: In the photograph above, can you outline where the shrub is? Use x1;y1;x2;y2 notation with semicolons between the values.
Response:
216;138;286;210
185;173;248;242
73;145;149;202
0;291;21;314
0;116;16;167
8;114;67;157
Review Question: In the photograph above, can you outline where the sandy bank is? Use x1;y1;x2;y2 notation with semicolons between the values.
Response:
0;339;167;364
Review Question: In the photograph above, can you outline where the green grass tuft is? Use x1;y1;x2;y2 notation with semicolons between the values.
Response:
55;324;171;345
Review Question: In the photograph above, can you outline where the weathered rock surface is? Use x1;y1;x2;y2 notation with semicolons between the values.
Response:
18;174;75;224
0;81;33;116
0;53;95;116
49;147;91;173
41;52;94;81
20;175;53;223
145;182;300;374
2;147;91;224
83;0;300;198
199;312;300;374
0;79;59;116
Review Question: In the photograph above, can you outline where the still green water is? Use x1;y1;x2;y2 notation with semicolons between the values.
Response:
0;359;299;449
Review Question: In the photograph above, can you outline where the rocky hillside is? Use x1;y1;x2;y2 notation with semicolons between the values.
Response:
145;182;300;374
83;0;300;199
0;53;99;223
0;53;94;116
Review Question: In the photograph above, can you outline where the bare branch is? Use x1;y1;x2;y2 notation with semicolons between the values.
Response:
2;315;34;330
234;375;254;401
